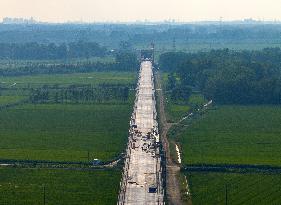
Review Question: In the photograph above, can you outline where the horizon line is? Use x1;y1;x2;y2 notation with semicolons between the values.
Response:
2;17;281;25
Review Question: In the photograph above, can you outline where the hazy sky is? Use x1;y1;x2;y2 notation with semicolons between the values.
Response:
1;0;281;22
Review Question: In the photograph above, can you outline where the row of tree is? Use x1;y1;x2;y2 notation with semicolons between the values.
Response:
0;41;106;60
159;48;281;104
29;85;130;104
2;24;281;46
166;73;192;102
0;51;138;76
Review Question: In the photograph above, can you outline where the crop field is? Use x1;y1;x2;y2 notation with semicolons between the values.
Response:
0;103;131;162
187;171;281;205
0;167;121;205
187;94;206;107
166;103;190;123
152;41;281;57
165;94;206;123
0;71;136;162
162;70;281;204
161;73;206;123
147;41;281;61
0;71;136;88
0;68;136;203
0;56;115;69
0;96;26;105
179;106;281;166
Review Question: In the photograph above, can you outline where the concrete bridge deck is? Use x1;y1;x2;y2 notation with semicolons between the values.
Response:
118;61;164;205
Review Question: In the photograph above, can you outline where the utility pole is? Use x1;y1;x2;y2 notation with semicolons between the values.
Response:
151;42;155;65
172;37;176;51
225;184;228;205
43;184;46;205
13;185;16;205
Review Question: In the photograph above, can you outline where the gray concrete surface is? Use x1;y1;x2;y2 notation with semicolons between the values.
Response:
118;61;164;205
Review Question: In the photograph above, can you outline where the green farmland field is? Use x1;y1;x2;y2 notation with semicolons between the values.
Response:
179;106;281;166
164;93;281;204
0;103;132;162
0;71;136;88
0;167;120;205
0;69;135;204
165;94;206;123
166;103;190;123
0;96;26;105
188;171;281;205
0;56;115;65
0;71;136;162
161;73;206;123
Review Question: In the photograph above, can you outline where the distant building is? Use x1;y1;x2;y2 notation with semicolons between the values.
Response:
2;17;37;24
243;18;257;24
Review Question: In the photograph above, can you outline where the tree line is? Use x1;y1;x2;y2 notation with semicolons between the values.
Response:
29;84;130;104
2;24;281;47
0;41;106;60
0;51;138;76
159;48;281;105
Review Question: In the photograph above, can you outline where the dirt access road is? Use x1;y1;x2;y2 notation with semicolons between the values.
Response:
155;71;189;205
